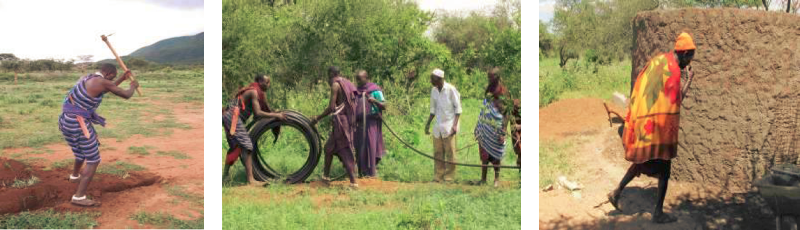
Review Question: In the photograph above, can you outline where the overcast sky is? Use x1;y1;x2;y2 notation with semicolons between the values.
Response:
0;0;203;62
414;0;509;38
415;0;501;14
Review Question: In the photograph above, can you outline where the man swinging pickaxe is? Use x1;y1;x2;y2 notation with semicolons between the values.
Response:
57;34;141;207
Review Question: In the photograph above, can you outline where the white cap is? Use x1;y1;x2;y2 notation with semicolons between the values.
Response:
432;69;444;78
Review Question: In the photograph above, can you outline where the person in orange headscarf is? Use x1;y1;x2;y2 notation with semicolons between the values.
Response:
607;32;696;224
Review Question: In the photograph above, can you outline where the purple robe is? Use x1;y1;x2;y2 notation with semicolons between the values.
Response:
355;82;386;177
325;77;358;156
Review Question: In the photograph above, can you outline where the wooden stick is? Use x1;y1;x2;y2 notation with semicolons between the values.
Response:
100;35;142;96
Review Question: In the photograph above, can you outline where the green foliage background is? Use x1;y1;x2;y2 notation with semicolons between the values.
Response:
222;0;521;106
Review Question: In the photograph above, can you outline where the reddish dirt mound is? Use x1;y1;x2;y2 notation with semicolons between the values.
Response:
1;101;204;228
539;98;622;140
631;8;800;191
0;158;160;215
0;159;32;186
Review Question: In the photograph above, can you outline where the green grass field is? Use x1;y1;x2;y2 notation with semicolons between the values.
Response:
539;57;631;107
223;182;520;229
0;209;100;229
0;70;202;150
222;86;521;229
0;69;203;228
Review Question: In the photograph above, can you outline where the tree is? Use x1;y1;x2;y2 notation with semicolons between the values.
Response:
223;0;436;96
77;55;93;63
1;59;27;84
778;0;799;12
127;57;150;70
0;53;18;62
539;21;554;57
433;0;520;75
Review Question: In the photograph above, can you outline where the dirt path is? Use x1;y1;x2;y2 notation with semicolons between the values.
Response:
2;101;203;229
539;98;775;230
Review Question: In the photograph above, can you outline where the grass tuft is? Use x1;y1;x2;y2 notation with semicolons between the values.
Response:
0;209;99;229
130;211;203;229
157;150;191;159
11;176;40;188
97;161;145;177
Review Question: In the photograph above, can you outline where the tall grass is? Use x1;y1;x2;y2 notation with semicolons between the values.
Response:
539;58;631;107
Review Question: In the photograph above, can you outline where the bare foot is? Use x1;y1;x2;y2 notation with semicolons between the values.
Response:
348;183;359;190
493;180;500;187
321;177;331;187
247;180;268;187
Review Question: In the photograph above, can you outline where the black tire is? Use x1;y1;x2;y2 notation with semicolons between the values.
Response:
241;110;322;184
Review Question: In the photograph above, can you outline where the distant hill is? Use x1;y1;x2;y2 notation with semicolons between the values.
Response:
101;32;203;65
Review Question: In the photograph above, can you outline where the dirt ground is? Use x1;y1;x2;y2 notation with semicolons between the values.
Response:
539;98;782;230
0;158;160;215
0;101;203;229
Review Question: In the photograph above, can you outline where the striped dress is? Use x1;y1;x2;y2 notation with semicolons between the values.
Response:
223;97;254;152
474;98;506;160
58;74;105;163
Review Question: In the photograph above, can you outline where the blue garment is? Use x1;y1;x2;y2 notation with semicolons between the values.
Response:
474;99;506;160
58;73;106;163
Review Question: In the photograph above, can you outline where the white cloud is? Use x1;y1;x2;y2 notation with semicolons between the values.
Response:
539;0;555;22
415;0;500;14
0;0;203;62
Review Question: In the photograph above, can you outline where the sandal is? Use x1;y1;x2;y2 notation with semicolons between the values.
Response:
69;174;81;183
70;195;101;207
607;192;622;212
652;213;678;224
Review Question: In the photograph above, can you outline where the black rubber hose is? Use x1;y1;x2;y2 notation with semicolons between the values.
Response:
243;110;323;184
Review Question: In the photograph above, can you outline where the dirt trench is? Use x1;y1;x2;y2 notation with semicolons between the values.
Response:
0;158;160;215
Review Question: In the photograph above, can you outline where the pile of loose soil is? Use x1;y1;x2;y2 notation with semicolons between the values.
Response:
539;98;623;140
631;8;800;191
0;158;161;215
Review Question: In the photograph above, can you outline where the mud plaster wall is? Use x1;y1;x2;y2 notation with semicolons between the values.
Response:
630;9;800;191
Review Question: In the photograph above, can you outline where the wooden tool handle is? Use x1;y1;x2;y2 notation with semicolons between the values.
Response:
101;35;142;96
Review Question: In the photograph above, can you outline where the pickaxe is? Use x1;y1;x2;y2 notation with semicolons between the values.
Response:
101;34;142;96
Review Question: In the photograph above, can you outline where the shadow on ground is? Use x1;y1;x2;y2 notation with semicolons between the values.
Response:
541;186;778;230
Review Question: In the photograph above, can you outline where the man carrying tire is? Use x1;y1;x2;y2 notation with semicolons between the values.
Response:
223;73;286;186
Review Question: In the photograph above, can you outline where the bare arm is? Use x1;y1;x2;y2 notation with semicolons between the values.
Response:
681;65;694;100
424;114;434;135
498;100;509;140
248;90;282;119
451;114;461;135
369;98;386;110
102;78;138;99
114;70;131;86
315;82;340;121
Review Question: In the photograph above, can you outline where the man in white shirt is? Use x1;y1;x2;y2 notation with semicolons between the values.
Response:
424;68;462;183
